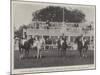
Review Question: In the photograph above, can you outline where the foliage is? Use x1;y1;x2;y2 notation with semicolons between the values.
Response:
14;25;27;38
32;6;85;23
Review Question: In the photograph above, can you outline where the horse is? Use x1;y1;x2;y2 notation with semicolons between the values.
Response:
75;36;89;58
18;38;33;59
75;36;83;57
57;37;68;56
32;37;45;59
81;38;89;58
57;38;62;56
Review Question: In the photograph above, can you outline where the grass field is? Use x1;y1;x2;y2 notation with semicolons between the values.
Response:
14;49;94;69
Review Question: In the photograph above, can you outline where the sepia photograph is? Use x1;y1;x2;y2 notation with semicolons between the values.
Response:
11;0;96;74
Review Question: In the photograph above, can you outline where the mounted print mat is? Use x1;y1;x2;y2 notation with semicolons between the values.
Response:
11;0;96;74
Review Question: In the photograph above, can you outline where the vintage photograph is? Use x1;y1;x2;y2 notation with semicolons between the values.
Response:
11;0;96;74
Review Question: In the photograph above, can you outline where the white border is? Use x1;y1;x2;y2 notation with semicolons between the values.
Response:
11;1;96;74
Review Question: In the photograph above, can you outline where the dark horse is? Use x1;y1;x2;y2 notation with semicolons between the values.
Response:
57;37;68;56
82;38;89;57
75;36;89;58
75;36;83;57
18;37;33;59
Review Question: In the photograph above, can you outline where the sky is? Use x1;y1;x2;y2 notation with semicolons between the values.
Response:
12;1;95;30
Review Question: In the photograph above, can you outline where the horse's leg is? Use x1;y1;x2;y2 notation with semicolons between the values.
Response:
58;47;60;56
37;48;40;59
78;48;82;57
21;49;24;59
62;46;66;57
19;46;21;54
82;48;84;57
81;48;85;58
83;48;87;58
61;47;63;56
26;47;29;56
84;47;88;58
20;48;24;59
85;47;88;57
36;48;38;59
19;45;23;59
40;46;43;58
19;45;23;54
25;50;28;58
25;49;29;58
23;48;26;58
40;49;42;58
27;49;30;57
62;44;65;56
59;46;61;57
64;48;66;56
19;46;22;59
80;48;82;57
58;46;59;56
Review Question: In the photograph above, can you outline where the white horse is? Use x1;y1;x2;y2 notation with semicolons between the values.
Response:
32;37;45;59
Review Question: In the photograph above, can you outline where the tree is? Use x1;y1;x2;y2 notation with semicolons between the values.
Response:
14;25;27;38
32;6;63;22
64;9;85;22
32;6;85;23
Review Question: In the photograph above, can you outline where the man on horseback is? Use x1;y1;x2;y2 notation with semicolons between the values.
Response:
19;37;28;59
57;34;68;57
75;35;89;58
37;37;45;58
75;35;83;57
19;34;33;59
61;37;67;57
81;37;89;58
32;36;45;59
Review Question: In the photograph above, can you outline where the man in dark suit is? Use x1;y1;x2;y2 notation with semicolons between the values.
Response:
75;35;83;57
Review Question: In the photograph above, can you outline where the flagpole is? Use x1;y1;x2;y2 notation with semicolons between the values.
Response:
63;7;64;24
62;7;65;35
60;7;65;35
